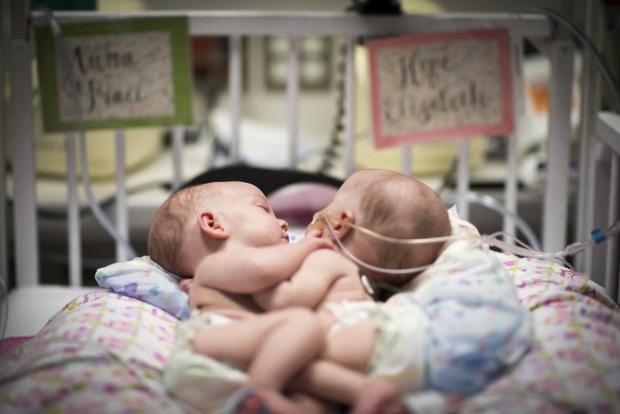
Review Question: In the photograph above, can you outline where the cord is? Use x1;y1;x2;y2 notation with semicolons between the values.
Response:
318;41;347;174
315;211;479;276
319;0;403;173
483;219;620;260
44;10;137;258
461;191;541;251
33;180;172;220
315;210;619;275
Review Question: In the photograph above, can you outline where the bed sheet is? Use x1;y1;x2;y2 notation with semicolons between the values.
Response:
1;258;619;413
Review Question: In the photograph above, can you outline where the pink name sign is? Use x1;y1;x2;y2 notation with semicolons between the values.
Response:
368;28;514;148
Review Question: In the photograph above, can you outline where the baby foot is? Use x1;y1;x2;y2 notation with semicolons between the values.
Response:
352;380;408;414
225;388;272;414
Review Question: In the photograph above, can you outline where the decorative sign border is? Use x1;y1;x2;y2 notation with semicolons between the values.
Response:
368;28;514;148
35;17;193;132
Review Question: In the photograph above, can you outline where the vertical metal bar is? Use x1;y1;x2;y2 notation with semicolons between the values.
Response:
576;0;602;274
115;129;129;262
287;37;300;168
343;38;356;176
542;41;574;252
65;133;81;286
0;104;6;284
401;146;412;176
604;153;618;300
171;126;184;190
9;21;38;286
504;36;523;240
229;35;242;163
457;139;470;220
589;141;608;285
0;0;9;282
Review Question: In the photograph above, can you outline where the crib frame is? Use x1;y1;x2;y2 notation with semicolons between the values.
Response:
1;5;619;301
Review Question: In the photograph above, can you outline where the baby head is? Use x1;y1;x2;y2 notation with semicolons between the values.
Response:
148;181;288;276
317;169;451;287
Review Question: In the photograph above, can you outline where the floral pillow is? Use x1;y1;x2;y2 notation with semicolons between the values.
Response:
95;256;190;319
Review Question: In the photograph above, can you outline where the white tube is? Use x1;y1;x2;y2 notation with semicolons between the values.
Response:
457;139;470;219
172;126;184;190
401;145;412;176
287;36;300;168
343;38;356;176
115;129;130;262
229;35;242;162
504;34;522;241
66;132;82;286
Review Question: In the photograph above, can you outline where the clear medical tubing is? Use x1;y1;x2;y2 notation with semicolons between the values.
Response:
315;212;620;277
464;191;541;251
316;212;474;276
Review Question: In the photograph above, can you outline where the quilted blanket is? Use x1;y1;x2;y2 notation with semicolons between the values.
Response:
1;257;619;413
0;291;185;413
460;254;620;413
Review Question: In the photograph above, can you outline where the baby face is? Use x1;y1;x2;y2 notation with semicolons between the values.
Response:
218;183;289;248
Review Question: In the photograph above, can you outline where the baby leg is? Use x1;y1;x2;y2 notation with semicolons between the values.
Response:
230;388;317;414
192;308;323;390
321;320;378;372
291;359;406;414
352;380;407;414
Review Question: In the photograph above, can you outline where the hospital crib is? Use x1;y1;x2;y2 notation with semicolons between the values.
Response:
1;5;619;318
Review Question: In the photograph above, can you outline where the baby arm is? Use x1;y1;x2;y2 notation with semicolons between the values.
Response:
254;249;359;311
194;236;334;294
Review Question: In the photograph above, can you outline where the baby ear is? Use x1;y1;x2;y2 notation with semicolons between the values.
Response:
332;209;355;240
198;211;228;239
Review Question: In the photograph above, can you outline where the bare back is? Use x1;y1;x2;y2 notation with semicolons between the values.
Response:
253;248;371;313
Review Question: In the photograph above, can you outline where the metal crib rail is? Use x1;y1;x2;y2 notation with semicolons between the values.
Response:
589;112;620;302
11;8;605;293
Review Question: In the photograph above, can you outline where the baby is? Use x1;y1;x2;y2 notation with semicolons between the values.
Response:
154;170;455;413
151;180;406;413
154;169;530;413
303;170;531;412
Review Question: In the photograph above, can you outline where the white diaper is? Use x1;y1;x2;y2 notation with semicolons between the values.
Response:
327;301;429;393
164;310;247;413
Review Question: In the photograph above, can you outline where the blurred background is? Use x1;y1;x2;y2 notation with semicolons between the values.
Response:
3;0;619;285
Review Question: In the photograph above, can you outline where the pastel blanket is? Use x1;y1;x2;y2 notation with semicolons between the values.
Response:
460;254;620;413
0;291;185;414
1;258;619;413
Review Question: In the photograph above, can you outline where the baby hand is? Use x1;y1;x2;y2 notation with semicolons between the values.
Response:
179;278;193;293
305;228;324;239
299;234;335;251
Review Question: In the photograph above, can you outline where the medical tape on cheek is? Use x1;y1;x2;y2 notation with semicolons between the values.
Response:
307;210;327;233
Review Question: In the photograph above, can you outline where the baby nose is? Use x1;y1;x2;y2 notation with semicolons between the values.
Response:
279;219;289;231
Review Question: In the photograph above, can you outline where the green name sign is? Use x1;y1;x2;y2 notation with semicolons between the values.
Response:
35;17;193;132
